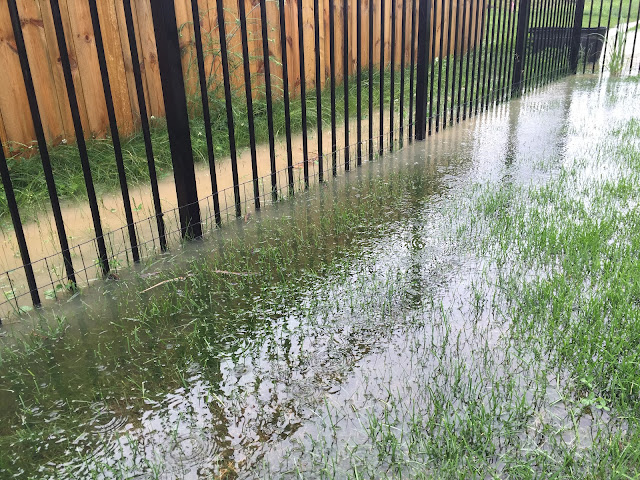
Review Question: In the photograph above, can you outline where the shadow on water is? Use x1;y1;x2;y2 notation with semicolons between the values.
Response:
0;75;638;478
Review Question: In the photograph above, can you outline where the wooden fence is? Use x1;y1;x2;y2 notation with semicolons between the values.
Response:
0;0;483;149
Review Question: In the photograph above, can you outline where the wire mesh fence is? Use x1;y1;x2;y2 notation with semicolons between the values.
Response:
0;0;637;317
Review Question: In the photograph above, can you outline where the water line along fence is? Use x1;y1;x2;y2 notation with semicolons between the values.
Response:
0;0;637;316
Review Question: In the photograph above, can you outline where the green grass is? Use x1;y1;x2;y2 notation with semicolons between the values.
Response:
1;76;639;478
583;0;636;28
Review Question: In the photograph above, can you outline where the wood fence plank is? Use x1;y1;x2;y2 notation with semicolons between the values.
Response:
64;0;109;136
285;0;300;93
113;0;142;123
175;0;198;99
302;0;315;86
97;0;135;135
133;0;164;118
19;0;66;144
0;0;35;147
266;0;283;94
56;0;92;137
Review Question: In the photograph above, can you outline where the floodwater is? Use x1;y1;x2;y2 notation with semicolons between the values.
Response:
0;74;638;478
0;106;394;314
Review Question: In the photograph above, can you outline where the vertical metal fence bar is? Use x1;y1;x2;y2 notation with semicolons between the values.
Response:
568;0;579;72
277;0;295;192
622;0;635;69
556;0;569;77
297;0;310;186
492;0;504;105
390;0;397;150
482;0;493;108
502;0;516;101
400;0;407;145
313;0;324;181
343;0;350;168
216;0;242;215
593;0;605;72
474;0;488;114
464;0;478;119
480;0;496;107
549;0;561;81
429;0;438;134
88;0;139;262
512;0;531;96
7;0;76;282
524;0;538;88
380;0;386;153
442;0;454;128
0;140;40;306
508;0;520;90
481;0;496;110
436;0;446;131
415;0;432;139
409;0;418;139
630;0;640;72
601;0;616;73
50;0;110;274
192;0;222;224
553;0;568;79
330;0;338;174
357;0;363;164
238;0;262;206
123;0;166;251
583;0;595;73
557;0;572;77
149;0;202;238
567;0;581;73
537;0;551;86
612;0;626;64
369;0;375;159
543;0;556;85
260;0;279;200
450;0;461;124
495;0;508;101
457;0;469;120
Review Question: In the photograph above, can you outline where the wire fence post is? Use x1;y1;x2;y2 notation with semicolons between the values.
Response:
512;0;532;97
415;0;432;141
570;0;586;73
149;0;202;239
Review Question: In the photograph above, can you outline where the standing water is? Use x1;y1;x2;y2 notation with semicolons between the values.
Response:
1;75;640;478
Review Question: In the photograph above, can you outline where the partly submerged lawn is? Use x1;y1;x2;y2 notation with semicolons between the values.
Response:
0;77;639;478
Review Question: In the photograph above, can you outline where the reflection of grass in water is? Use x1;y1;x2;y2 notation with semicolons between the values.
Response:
1;81;640;477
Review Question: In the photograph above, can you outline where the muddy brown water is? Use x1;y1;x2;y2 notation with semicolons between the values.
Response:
0;108;399;314
0;75;638;478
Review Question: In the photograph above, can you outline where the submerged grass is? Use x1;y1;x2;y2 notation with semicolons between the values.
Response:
1;66;638;480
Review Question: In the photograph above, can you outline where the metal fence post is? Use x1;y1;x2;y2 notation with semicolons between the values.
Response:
512;0;532;97
414;0;432;141
149;0;202;239
570;0;586;73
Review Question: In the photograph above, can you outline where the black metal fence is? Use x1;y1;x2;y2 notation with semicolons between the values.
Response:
0;0;637;316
